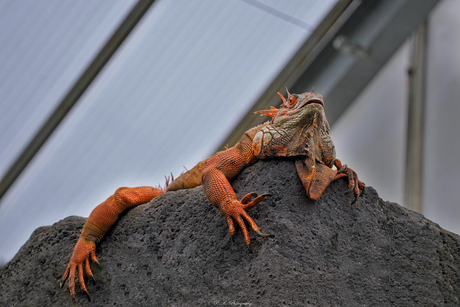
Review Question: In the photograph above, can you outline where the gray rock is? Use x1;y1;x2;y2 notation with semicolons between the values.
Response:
1;159;459;306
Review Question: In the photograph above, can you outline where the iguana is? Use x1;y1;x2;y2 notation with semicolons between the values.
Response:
60;90;364;301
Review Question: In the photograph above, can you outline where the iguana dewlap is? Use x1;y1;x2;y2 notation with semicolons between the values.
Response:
60;90;364;301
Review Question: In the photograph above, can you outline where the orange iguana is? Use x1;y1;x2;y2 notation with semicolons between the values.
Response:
60;90;364;301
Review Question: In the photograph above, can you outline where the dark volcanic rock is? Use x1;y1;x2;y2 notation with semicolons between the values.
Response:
1;159;460;306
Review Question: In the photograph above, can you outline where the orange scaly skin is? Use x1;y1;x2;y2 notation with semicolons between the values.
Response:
61;91;364;301
201;126;270;245
60;186;164;300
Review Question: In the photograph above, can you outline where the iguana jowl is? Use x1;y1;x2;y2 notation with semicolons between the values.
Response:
60;90;364;301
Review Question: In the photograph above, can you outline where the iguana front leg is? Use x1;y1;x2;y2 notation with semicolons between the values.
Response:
60;186;163;301
201;132;270;246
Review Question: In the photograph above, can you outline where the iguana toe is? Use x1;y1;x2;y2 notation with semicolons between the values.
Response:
240;192;258;204
345;183;355;194
223;196;270;245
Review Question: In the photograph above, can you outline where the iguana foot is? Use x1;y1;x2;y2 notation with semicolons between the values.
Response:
334;159;365;202
61;238;98;301
221;193;270;245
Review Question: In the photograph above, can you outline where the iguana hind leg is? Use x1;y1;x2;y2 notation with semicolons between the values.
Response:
61;186;163;301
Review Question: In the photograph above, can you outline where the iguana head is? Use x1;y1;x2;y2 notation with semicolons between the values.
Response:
273;90;325;127
252;90;335;166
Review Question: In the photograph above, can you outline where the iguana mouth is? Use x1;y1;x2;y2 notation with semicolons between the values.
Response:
301;98;324;108
284;97;324;117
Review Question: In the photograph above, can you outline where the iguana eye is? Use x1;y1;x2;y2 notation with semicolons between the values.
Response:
285;95;297;107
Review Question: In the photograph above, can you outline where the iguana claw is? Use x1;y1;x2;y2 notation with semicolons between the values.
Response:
334;159;365;201
351;192;360;205
352;186;366;205
255;229;270;237
85;290;91;302
345;184;355;194
337;164;347;174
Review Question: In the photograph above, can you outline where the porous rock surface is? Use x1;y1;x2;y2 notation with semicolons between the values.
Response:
1;159;460;306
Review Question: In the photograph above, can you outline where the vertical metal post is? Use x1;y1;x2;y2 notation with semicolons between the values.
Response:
404;22;427;212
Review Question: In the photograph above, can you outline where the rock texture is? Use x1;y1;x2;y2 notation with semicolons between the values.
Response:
1;159;460;306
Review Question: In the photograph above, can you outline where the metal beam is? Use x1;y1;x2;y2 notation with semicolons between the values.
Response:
0;0;157;203
404;23;428;213
291;0;439;124
216;0;356;150
217;0;440;151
